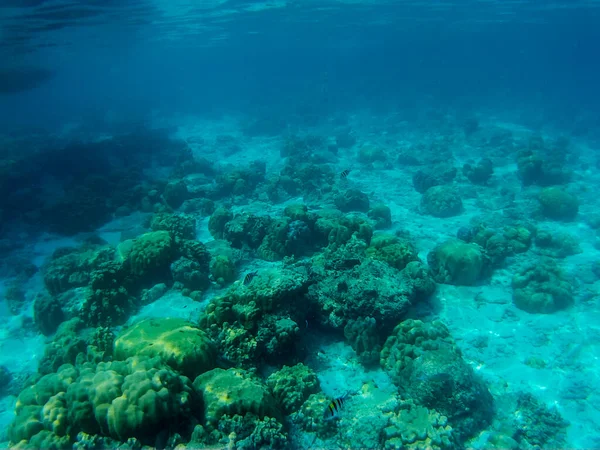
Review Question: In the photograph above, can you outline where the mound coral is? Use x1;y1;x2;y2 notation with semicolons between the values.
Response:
208;207;234;239
9;356;199;448
512;260;574;313
427;239;488;285
43;246;114;296
366;233;420;271
193;368;282;426
150;212;196;240
380;319;493;441
113;318;217;379
538;187;579;221
266;364;320;415
334;188;370;213
120;230;174;279
200;267;311;367
310;256;430;336
420;186;463;218
368;204;392;229
210;254;236;286
313;209;373;250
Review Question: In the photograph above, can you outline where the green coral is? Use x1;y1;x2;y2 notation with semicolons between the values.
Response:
80;260;136;327
38;319;87;375
266;364;320;415
122;231;174;278
223;213;270;249
199;267;310;367
9;356;199;448
365;233;419;270
43;246;115;296
380;319;493;441
188;415;288;450
257;218;290;261
113;318;216;379
427;239;488;285
343;317;382;366
534;228;581;258
208;207;234;239
403;261;437;299
358;144;386;163
313;209;373;250
538;187;579;221
368;204;392;229
284;203;313;223
193;368;282;427
210;255;236;286
512;260;574;313
150;212;196;240
420;186;463;218
470;226;511;267
503;225;533;253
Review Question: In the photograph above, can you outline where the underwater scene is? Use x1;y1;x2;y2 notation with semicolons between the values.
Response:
1;0;600;449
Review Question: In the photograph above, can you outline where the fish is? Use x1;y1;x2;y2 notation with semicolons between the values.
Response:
243;271;258;286
323;392;350;421
340;169;351;180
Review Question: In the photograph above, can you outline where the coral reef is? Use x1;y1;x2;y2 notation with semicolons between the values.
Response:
365;233;420;270
334;188;370;212
200;267;311;367
538;187;579;221
9;356;199;448
382;402;456;449
512;260;574;313
381;319;494;441
368;203;392;229
427;239;489;285
266;364;320;415
421;186;463;217
113;318;217;379
463;158;493;185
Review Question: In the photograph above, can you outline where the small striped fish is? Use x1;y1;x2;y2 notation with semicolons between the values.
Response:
243;271;258;286
340;169;351;180
323;392;349;421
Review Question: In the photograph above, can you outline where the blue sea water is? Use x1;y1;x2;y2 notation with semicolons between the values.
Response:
1;0;600;448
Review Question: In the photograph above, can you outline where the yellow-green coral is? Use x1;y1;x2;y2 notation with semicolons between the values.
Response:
193;368;281;427
210;255;236;286
382;403;455;449
366;233;419;270
314;210;373;249
113;318;216;379
123;231;174;277
266;364;320;414
9;356;198;448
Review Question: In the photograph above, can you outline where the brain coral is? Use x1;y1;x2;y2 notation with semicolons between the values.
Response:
113;318;216;379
